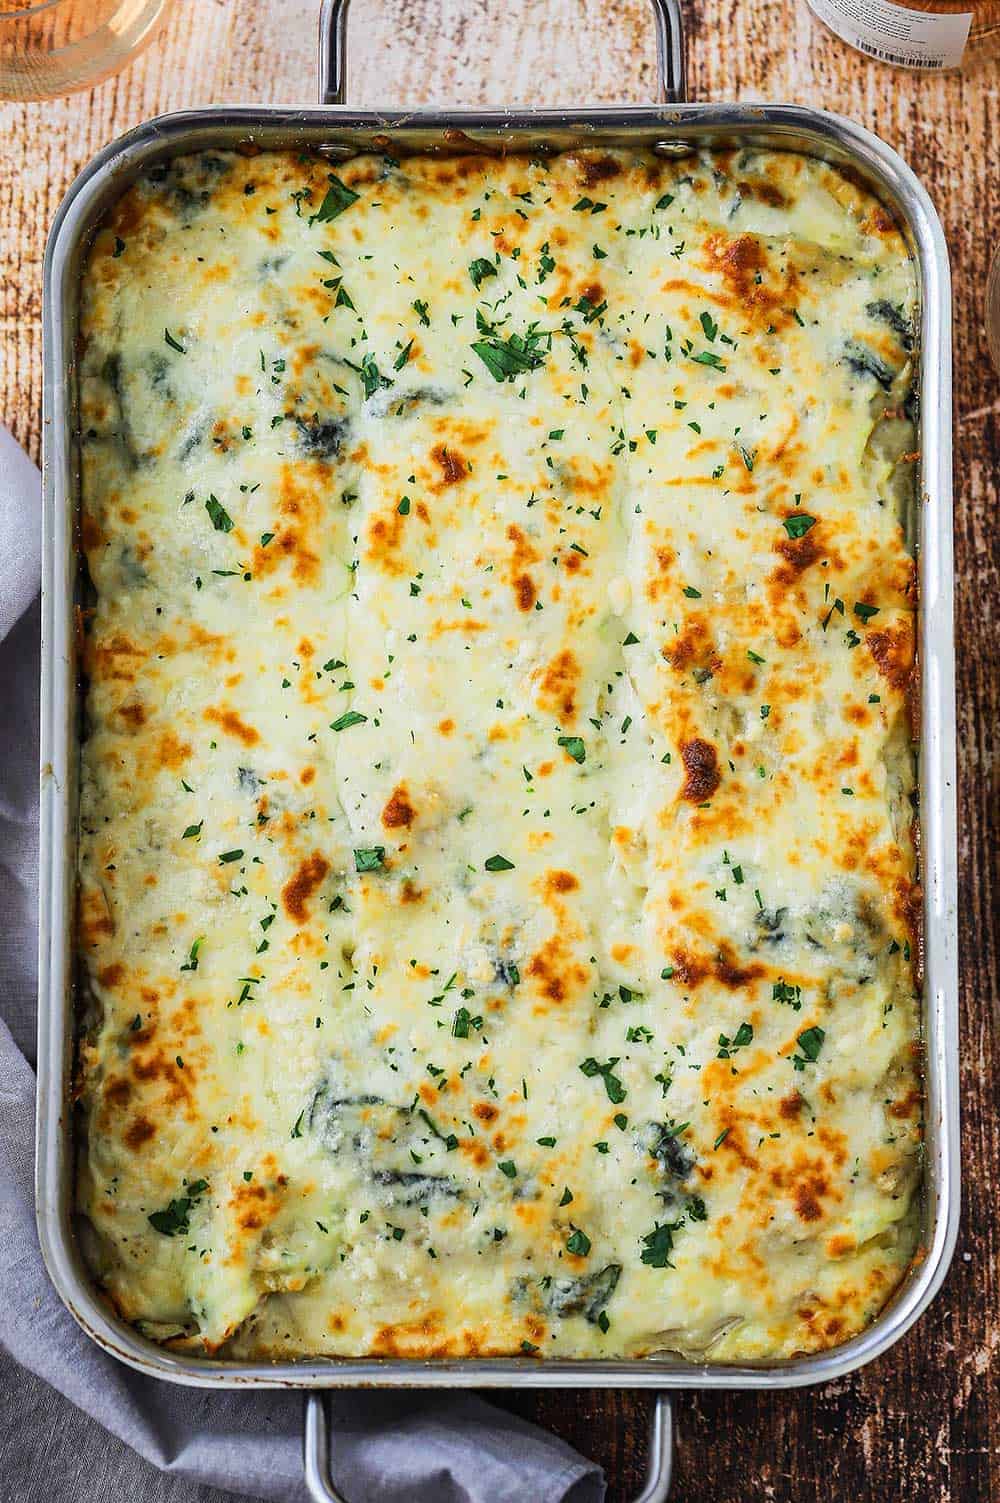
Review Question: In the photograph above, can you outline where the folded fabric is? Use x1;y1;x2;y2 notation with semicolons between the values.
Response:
0;423;603;1503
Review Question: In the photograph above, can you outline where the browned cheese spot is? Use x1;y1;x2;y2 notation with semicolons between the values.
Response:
205;705;260;747
535;648;580;725
663;615;719;675
116;701;147;729
680;738;721;802
526;934;588;1006
866;622;914;691
794;1181;825;1222
430;443;468;488
515;574;536;610
507;523;539;612
281;853;331;924
123;1115;156;1150
701;231;799;333
773;528;821;584
575;154;622;186
382;784;416;829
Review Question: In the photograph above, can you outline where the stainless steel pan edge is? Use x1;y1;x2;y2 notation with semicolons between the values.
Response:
37;5;958;1402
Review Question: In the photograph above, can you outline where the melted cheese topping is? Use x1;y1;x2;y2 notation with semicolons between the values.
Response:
77;146;922;1363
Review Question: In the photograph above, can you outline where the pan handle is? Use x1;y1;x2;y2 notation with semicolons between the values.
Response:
318;0;688;107
303;1390;674;1502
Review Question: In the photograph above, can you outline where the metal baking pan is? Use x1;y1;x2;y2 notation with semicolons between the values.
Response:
37;1;960;1497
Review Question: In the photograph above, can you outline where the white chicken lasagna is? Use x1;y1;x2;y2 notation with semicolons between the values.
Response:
76;144;923;1363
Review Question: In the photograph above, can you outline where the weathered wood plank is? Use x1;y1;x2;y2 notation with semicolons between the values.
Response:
1;4;996;1499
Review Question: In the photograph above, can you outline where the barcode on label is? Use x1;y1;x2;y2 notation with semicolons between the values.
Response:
860;42;944;66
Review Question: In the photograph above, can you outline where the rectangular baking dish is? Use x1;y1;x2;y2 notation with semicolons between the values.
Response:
36;1;959;1497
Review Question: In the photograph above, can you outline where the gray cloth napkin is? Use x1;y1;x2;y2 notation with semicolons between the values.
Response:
0;424;603;1503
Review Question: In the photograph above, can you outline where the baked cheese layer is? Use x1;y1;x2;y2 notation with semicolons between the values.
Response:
76;145;922;1362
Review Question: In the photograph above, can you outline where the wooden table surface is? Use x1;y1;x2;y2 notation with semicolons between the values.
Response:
2;2;997;1499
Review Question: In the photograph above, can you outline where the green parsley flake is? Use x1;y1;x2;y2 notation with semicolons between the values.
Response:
205;494;233;532
557;734;586;764
471;331;548;382
310;174;359;224
469;257;498;289
330;710;368;732
354;847;385;873
782;512;817;539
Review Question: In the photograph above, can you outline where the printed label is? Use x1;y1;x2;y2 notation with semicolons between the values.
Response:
805;0;972;67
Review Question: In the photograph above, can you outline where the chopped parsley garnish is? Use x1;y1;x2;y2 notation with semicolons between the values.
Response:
484;853;515;872
557;734;586;764
205;494;233;532
148;1179;208;1237
566;1227;591;1256
354;847;385;873
218;849;243;864
793;1025;826;1070
330;710;368;732
417;1108;458;1151
579;1056;626;1104
164;328;185;353
717;1022;753;1058
452;1006;482;1039
351;351;390;400
469;257;498;289
498;1160;517;1178
181;821;202;839
782;512;817;539
471;329;548;382
691;350;726;371
773;979;802;1009
854;602;880;622
640;1220;678;1268
310;173;359;223
180;937;203;972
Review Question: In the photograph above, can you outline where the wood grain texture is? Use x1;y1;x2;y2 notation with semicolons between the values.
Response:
1;2;996;1499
